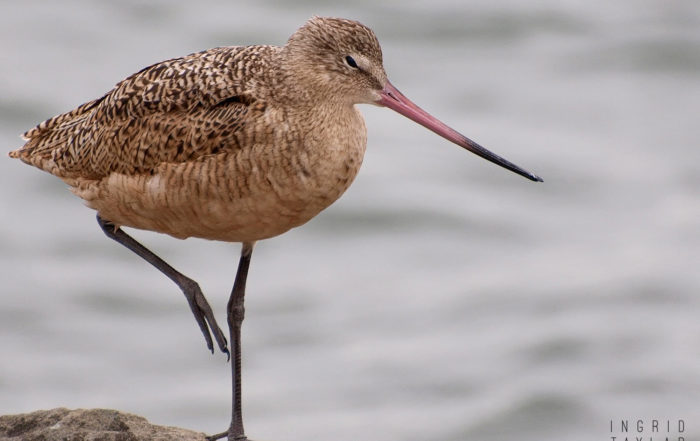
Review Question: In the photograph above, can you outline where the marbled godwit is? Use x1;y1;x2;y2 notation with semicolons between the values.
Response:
10;16;542;440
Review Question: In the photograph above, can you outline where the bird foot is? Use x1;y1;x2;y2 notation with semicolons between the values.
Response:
179;277;230;359
205;431;247;441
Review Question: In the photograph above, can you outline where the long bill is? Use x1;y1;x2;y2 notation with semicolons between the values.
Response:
378;81;543;182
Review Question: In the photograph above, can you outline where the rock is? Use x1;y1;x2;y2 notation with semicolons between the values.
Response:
0;408;208;441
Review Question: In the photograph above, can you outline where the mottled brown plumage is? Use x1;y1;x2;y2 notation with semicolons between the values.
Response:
10;16;541;441
11;17;386;243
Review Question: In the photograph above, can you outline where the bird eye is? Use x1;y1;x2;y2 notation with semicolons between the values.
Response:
345;55;358;69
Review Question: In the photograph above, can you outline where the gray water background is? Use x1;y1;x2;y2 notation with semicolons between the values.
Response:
1;1;699;440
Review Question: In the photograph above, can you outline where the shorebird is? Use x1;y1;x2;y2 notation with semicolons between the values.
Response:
10;16;542;440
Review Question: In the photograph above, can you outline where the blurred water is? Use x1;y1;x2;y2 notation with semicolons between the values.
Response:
1;1;699;440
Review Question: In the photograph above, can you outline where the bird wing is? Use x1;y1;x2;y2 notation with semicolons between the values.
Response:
11;45;276;179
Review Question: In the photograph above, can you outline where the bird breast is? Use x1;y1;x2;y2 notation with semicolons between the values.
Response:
78;104;368;243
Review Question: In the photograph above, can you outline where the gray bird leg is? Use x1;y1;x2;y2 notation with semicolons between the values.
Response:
208;242;254;441
96;214;229;357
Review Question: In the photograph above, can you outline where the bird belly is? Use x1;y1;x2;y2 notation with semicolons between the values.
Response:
72;135;366;242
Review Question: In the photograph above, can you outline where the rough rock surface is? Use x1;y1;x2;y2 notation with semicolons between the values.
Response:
0;408;208;441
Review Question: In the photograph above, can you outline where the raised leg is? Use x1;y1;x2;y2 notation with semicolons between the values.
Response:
207;242;254;441
96;214;229;357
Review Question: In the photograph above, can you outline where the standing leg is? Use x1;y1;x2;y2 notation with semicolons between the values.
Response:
208;242;254;441
96;214;229;357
